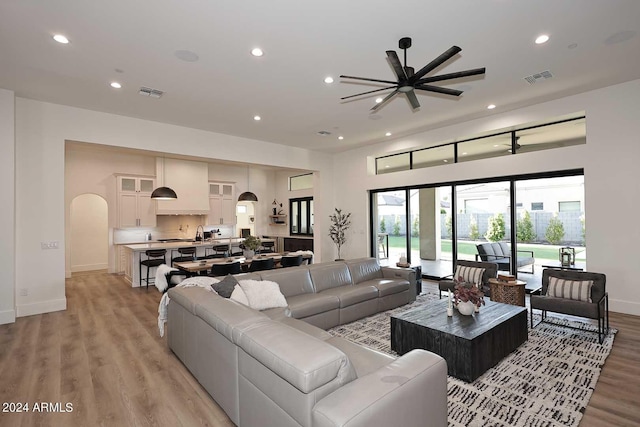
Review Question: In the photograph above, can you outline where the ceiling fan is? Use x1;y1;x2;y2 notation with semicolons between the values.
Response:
340;37;486;111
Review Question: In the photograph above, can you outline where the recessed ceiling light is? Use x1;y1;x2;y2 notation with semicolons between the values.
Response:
462;152;468;155
338;136;344;140
324;76;334;84
385;132;392;137
385;165;390;168
535;34;550;44
53;34;69;44
110;82;122;89
253;115;261;121
443;159;448;163
487;104;496;109
375;97;383;103
493;144;499;147
251;48;264;57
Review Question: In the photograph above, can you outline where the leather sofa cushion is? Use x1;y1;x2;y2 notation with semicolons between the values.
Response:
258;267;314;298
345;258;383;284
286;293;340;319
237;321;356;393
308;263;353;292
319;285;379;308
194;292;270;342
360;278;409;297
326;336;394;378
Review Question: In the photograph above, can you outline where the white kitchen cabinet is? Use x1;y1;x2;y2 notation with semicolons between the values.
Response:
117;176;156;228
208;182;236;225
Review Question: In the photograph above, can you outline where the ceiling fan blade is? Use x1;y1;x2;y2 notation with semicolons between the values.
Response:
406;90;420;109
340;86;398;100
386;50;407;81
405;66;415;78
414;84;463;96
416;67;486;84
370;89;399;111
411;46;462;81
340;75;398;85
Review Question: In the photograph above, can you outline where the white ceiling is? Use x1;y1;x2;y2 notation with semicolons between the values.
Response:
1;1;639;154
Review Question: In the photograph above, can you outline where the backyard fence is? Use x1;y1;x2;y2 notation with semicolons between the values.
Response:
378;212;584;245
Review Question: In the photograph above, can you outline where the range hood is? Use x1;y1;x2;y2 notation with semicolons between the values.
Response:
155;158;210;215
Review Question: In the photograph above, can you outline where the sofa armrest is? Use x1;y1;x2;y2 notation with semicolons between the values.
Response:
312;350;447;427
380;266;415;283
516;250;534;257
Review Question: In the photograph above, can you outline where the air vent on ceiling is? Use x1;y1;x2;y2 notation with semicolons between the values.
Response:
524;70;553;85
317;130;331;136
138;86;164;98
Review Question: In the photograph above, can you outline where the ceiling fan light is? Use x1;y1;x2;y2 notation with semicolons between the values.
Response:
151;186;178;200
238;191;258;202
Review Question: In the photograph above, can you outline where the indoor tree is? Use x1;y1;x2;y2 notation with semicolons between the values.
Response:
329;208;352;260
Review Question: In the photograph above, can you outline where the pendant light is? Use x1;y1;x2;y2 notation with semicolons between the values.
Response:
152;157;178;200
238;165;258;202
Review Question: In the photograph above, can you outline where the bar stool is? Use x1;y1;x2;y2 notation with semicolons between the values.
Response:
259;241;275;254
139;249;167;289
205;244;229;259
171;247;197;266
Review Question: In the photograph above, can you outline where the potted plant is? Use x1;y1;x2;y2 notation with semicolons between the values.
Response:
329;208;352;261
240;235;261;259
453;279;485;315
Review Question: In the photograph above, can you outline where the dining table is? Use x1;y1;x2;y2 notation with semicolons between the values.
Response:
173;252;312;274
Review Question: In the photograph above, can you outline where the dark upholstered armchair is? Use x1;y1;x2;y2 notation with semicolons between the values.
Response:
476;242;535;274
438;260;498;298
530;269;609;343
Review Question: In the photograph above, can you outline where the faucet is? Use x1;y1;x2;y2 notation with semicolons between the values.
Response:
196;225;205;242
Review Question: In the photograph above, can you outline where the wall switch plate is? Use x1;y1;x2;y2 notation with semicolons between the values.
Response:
41;241;59;249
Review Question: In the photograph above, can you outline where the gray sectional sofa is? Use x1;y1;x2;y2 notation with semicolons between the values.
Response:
167;258;448;427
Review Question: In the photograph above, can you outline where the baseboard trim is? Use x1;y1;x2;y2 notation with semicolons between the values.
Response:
609;298;640;317
0;309;16;325
16;298;66;318
71;263;108;273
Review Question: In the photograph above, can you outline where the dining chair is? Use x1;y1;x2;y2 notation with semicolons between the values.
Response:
248;257;275;272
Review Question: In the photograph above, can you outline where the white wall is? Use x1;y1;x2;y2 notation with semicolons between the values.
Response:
70;194;108;272
14;98;334;318
0;89;15;324
334;79;640;315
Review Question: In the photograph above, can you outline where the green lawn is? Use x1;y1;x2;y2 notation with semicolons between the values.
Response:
386;235;585;261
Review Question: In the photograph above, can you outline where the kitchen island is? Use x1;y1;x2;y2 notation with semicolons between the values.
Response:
122;238;275;287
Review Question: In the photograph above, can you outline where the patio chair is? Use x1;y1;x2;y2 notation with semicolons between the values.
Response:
530;268;609;344
438;260;498;298
476;242;535;274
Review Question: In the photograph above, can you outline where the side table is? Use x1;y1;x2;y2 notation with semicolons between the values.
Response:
489;278;526;307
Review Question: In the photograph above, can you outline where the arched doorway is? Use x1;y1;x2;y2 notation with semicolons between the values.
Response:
70;194;108;273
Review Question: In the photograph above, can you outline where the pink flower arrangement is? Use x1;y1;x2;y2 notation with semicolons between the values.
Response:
453;277;485;308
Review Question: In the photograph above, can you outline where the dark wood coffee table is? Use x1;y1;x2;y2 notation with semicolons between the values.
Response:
391;299;527;382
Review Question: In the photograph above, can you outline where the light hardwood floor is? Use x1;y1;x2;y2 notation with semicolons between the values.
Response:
0;272;639;426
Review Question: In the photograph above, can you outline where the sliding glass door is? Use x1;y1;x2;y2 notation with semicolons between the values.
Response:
515;175;586;271
370;170;585;280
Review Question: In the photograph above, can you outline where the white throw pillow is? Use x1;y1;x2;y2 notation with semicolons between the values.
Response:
238;279;288;311
230;284;249;306
546;277;593;303
454;265;485;285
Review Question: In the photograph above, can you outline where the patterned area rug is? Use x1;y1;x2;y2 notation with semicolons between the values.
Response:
327;293;617;427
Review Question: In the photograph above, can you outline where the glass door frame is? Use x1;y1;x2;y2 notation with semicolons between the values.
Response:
369;168;584;279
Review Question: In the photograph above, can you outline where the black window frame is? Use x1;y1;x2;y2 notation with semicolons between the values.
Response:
289;196;314;236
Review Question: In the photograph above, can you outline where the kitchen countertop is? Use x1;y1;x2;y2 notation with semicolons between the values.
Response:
123;238;274;251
